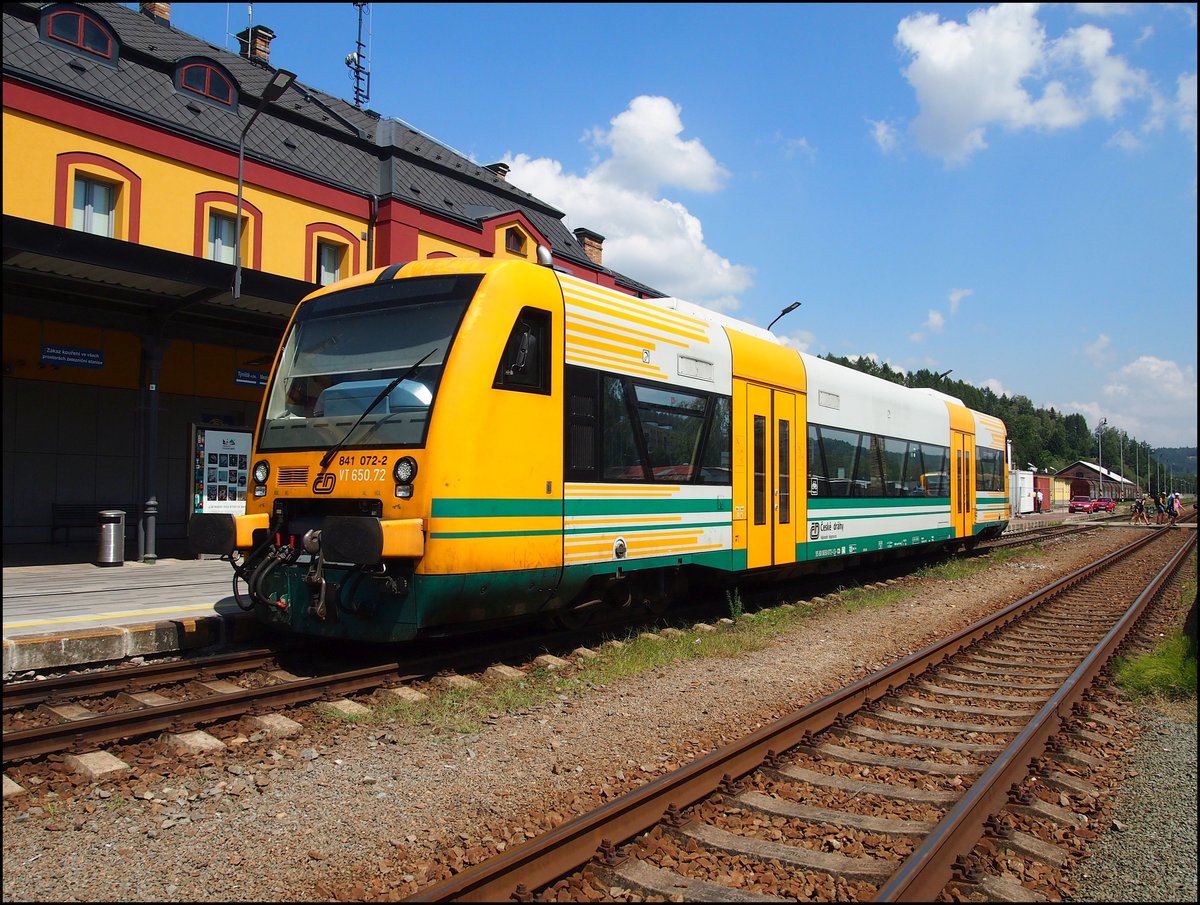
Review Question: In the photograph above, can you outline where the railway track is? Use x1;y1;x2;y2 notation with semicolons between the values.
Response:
0;515;1151;768
404;521;1195;902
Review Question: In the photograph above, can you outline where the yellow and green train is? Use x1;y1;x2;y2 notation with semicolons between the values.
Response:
189;254;1010;642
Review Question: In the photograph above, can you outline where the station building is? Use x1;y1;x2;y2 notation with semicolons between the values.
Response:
2;1;660;559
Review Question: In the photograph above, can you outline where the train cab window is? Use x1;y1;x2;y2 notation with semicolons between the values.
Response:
696;396;731;484
493;307;550;393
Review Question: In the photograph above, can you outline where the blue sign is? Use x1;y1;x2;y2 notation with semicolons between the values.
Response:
235;368;269;387
42;344;103;369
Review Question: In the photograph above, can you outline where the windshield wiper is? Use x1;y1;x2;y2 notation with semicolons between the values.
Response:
319;348;437;470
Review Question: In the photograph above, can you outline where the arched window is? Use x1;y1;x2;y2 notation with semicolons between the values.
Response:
41;5;117;63
177;60;236;108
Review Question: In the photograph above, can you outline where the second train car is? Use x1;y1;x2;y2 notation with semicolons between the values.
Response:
189;254;1010;642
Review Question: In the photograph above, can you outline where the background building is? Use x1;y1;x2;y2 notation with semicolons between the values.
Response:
2;1;660;558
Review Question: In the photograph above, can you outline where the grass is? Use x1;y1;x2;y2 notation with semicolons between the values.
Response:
1112;559;1197;713
317;544;1186;738
317;576;926;737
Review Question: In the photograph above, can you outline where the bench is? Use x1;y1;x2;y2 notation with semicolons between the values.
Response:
51;504;138;543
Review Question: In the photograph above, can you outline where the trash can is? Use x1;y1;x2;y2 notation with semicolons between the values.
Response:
96;509;125;567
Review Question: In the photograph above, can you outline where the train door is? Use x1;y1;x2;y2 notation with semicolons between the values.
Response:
746;384;796;569
951;428;975;538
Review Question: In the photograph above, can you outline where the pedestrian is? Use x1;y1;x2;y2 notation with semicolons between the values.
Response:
1155;492;1167;524
1167;492;1179;526
1035;489;1043;514
1130;495;1143;525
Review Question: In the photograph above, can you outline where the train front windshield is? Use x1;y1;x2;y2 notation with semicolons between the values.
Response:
258;274;482;452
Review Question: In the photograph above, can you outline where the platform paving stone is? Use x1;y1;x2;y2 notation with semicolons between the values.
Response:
63;750;131;780
160;729;226;754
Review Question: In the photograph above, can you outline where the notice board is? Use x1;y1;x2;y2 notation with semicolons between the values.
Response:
190;424;253;515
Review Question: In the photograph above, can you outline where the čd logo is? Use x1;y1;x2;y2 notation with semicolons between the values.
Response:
313;472;336;494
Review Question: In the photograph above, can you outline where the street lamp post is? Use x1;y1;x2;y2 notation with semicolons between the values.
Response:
1119;431;1124;500
233;69;296;299
1097;418;1106;498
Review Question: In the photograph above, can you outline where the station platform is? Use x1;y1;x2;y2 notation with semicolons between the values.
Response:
2;540;265;677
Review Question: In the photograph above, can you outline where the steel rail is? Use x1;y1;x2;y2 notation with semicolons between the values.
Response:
2;648;281;711
875;528;1196;901
403;527;1177;902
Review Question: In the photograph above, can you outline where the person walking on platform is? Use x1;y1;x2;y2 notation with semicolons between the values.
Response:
1034;489;1043;514
1155;492;1168;524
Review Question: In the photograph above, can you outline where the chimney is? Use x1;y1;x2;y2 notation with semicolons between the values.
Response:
237;25;276;64
140;2;170;23
573;228;605;266
484;162;510;181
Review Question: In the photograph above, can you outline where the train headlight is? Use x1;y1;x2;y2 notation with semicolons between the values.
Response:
395;484;414;499
393;456;418;483
253;460;270;484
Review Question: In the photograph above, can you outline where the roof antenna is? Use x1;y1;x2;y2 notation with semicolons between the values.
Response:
345;2;371;108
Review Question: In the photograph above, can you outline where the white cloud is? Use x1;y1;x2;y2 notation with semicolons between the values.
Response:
776;329;818;354
503;97;753;310
1063;355;1198;447
909;309;945;342
587;96;729;195
1177;72;1198;149
893;4;1153;165
948;288;973;314
982;377;1010;396
868;118;900;154
1073;4;1135;17
1107;128;1143;150
1083;333;1112;365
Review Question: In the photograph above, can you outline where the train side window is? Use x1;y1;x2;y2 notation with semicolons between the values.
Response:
815;425;858;497
494;307;550;394
753;415;767;524
565;367;599;481
602;376;649;480
697;396;732;484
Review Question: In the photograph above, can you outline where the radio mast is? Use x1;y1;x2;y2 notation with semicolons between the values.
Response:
345;2;371;109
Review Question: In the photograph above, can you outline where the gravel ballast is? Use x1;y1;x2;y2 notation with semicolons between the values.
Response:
3;528;1196;902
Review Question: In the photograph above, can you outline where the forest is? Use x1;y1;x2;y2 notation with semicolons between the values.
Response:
822;354;1197;495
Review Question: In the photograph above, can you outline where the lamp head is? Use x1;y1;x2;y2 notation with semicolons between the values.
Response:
262;69;296;102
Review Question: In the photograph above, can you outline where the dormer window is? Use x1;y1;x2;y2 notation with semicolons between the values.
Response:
505;227;527;255
41;4;117;64
177;60;236;108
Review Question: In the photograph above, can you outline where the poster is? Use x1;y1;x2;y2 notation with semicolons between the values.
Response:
190;424;253;515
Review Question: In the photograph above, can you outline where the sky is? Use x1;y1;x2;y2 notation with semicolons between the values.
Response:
141;3;1197;450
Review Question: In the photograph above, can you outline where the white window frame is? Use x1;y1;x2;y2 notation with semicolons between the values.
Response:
208;212;237;264
72;175;115;237
317;240;343;286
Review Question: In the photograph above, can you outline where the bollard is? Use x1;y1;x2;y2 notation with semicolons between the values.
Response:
96;509;125;567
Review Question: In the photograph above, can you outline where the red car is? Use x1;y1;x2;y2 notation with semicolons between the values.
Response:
1094;496;1116;513
1068;495;1095;513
